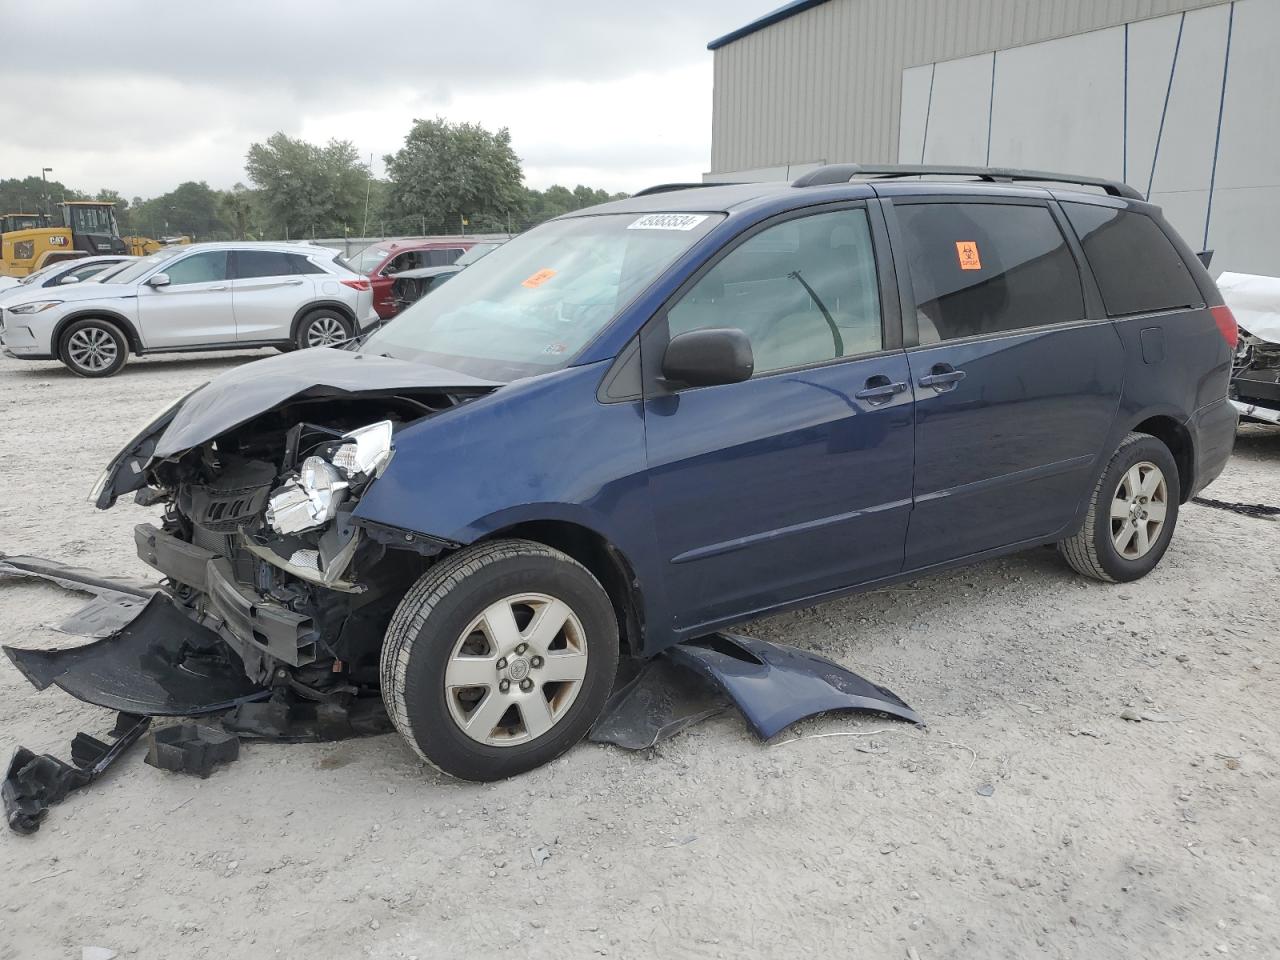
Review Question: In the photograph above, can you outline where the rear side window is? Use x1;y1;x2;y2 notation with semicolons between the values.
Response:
896;202;1084;344
235;250;322;279
1062;203;1203;316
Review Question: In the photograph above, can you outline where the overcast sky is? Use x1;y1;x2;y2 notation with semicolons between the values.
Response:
0;1;763;200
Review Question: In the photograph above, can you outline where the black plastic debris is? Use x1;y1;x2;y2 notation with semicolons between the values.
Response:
665;632;922;739
223;692;393;743
1191;496;1280;520
3;713;150;834
0;552;154;639
145;724;240;778
589;658;727;750
4;594;270;716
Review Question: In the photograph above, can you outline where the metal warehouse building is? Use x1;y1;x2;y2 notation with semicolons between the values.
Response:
705;0;1278;275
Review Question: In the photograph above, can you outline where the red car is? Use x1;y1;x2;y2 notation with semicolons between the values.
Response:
345;239;479;320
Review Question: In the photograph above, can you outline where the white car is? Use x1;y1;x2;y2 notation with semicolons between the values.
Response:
0;242;378;377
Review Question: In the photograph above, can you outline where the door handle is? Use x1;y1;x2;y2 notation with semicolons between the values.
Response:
284;279;304;285
918;364;966;390
209;285;229;291
854;375;908;403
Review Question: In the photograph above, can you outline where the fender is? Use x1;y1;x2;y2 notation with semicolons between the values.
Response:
53;307;143;355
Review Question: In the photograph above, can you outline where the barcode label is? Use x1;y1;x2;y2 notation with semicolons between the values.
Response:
627;214;708;231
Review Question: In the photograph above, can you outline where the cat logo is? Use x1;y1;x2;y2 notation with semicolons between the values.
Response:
49;235;68;246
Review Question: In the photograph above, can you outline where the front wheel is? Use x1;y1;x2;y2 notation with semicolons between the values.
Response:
1058;432;1181;583
380;539;619;781
60;318;128;377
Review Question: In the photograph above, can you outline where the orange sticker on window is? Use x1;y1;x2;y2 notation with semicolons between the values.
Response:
955;241;982;271
522;268;557;288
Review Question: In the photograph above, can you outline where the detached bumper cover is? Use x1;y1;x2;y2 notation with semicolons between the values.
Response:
1231;397;1280;425
3;594;269;716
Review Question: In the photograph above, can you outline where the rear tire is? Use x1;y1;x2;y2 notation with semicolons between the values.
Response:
1058;432;1180;583
295;309;352;350
380;539;619;781
59;318;128;378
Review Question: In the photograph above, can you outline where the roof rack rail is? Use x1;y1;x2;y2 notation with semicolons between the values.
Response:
632;182;729;197
791;163;1143;200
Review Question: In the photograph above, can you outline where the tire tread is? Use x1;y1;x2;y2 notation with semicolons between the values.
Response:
1058;432;1151;583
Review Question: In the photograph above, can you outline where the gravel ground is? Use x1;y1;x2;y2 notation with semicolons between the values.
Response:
1;349;1278;960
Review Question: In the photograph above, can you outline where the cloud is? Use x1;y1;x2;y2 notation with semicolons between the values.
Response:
0;1;759;197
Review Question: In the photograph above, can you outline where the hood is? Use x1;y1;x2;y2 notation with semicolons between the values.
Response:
1218;272;1280;344
3;281;137;308
94;346;500;508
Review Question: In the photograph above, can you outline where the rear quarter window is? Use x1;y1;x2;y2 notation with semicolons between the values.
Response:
896;201;1084;343
1062;203;1203;317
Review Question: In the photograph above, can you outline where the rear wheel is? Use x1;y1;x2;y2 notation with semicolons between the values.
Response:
1058;432;1180;582
380;539;619;781
295;309;352;350
59;318;128;378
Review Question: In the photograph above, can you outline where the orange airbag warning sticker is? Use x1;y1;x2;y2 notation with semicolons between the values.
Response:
956;241;981;270
522;268;557;288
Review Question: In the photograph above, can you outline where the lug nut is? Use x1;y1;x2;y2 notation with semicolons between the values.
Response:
531;656;544;668
496;657;508;670
515;643;528;655
499;679;510;693
520;678;534;692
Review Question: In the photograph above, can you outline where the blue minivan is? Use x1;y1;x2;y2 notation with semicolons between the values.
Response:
92;165;1238;779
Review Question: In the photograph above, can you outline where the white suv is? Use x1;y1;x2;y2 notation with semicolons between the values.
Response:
0;242;378;377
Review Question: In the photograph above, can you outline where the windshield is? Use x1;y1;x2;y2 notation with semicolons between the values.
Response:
343;246;391;274
362;212;723;381
102;246;187;285
88;259;137;283
67;205;117;235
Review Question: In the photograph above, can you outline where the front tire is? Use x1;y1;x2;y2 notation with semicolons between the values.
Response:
1058;432;1181;583
59;318;128;377
295;309;352;350
380;539;619;781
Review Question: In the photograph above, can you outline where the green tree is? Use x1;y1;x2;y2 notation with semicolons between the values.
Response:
246;133;368;239
133;181;228;240
522;183;628;227
219;183;258;240
0;176;86;220
383;118;525;233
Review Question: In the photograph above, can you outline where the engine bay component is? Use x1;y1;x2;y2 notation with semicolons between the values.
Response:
3;712;150;834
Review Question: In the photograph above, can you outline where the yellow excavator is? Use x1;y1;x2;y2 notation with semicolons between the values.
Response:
0;201;188;277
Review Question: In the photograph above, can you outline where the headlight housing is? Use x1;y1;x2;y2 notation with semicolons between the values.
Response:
8;300;63;315
265;420;394;536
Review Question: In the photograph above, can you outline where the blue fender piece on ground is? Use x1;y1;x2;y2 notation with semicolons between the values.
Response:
663;632;922;739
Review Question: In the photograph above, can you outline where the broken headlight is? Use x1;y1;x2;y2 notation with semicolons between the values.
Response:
265;420;394;536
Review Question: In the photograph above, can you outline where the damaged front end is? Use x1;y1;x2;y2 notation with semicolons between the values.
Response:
1220;272;1280;425
96;350;497;695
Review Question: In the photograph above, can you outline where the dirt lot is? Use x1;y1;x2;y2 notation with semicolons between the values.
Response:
1;349;1277;959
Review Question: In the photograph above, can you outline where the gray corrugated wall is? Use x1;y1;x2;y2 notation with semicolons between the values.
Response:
708;0;1228;173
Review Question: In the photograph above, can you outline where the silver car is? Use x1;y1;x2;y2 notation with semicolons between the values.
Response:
0;242;378;377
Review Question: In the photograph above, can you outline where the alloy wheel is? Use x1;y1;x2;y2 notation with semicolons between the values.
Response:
306;315;347;347
444;593;589;747
67;327;118;372
1110;460;1168;560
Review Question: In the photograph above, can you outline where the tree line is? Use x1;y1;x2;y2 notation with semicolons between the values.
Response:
0;118;629;242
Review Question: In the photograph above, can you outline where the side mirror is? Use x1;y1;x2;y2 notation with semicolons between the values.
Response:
58;275;81;284
146;273;171;288
661;328;754;388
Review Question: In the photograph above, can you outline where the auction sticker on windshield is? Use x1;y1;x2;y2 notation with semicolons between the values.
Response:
628;214;709;231
522;268;557;288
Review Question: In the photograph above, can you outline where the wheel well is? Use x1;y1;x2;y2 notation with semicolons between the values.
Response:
1133;415;1193;503
490;521;643;657
53;312;142;357
290;301;357;341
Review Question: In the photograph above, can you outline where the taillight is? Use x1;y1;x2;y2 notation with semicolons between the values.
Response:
341;278;371;292
1210;304;1238;348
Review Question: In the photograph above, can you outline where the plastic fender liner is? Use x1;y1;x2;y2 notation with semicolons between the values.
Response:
663;632;922;739
3;594;270;716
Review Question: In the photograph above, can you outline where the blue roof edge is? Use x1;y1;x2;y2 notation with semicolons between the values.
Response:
707;0;833;50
